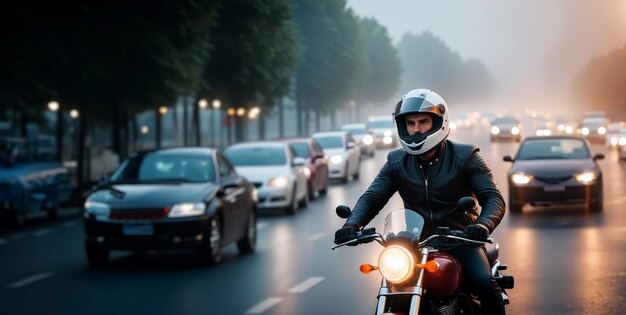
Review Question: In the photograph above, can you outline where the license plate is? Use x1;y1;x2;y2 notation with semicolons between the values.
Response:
543;185;565;192
122;225;154;236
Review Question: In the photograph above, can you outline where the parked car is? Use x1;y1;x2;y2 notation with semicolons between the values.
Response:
312;131;360;183
366;115;397;148
286;138;329;200
503;136;604;214
340;123;375;157
83;147;257;266
0;136;74;226
618;126;626;160
490;116;522;142
225;141;308;214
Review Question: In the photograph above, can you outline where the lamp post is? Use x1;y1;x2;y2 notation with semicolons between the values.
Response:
156;106;168;149
48;101;63;161
212;99;221;148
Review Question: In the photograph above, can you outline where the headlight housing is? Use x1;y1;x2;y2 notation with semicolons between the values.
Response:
378;245;415;283
511;127;520;135
511;173;532;185
491;126;500;135
362;135;374;145
268;176;289;187
83;200;111;220
575;171;597;185
168;203;206;217
330;155;343;164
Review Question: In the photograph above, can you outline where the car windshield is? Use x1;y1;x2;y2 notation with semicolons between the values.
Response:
342;126;367;135
516;139;590;160
289;143;310;158
111;152;216;183
314;136;344;149
367;120;394;128
225;146;287;166
494;117;518;124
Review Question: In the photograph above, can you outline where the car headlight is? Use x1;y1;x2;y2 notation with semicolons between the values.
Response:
330;155;343;164
268;176;289;187
535;130;544;136
565;126;574;134
511;127;520;135
168;202;206;217
512;173;532;185
383;136;393;144
576;171;597;184
362;135;374;145
384;130;392;137
582;128;590;135
83;200;111;219
619;137;626;146
598;127;607;135
610;137;618;146
302;167;312;179
491;126;500;135
378;245;415;283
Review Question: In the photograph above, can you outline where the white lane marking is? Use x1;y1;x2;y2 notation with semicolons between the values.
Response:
11;233;27;240
257;222;268;230
62;221;77;228
34;229;53;237
0;238;6;245
7;272;54;289
307;233;325;241
288;277;324;294
246;297;283;314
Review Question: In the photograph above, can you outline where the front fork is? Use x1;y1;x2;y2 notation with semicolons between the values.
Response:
375;247;431;315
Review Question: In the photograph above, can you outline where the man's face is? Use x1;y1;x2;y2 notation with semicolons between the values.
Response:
405;113;433;136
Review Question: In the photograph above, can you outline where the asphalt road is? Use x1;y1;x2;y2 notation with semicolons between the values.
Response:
1;125;625;315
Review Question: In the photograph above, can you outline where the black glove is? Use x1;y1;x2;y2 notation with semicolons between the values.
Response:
464;224;489;240
334;223;359;245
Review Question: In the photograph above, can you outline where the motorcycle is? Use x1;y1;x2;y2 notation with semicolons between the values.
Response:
332;197;514;315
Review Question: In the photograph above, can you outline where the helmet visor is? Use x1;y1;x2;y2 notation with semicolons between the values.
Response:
396;97;445;118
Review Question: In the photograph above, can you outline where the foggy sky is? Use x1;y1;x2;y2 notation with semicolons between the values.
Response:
347;0;626;114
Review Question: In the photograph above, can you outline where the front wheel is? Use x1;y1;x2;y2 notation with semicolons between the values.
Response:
198;216;222;265
237;210;256;254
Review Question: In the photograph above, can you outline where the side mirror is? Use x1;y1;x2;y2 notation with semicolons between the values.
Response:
293;157;306;166
336;205;352;218
347;142;356;149
456;196;476;213
503;155;514;162
593;153;605;160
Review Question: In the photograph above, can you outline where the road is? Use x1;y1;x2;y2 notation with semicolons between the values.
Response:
1;125;625;315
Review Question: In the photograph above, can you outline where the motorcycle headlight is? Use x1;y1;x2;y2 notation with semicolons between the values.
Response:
362;135;374;145
268;176;289;187
168;203;206;218
330;155;343;164
576;171;597;185
378;245;415;283
511;173;532;185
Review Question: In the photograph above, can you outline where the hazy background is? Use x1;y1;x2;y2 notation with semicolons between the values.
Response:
347;0;626;116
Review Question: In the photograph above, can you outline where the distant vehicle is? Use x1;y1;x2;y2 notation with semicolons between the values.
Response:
312;131;360;183
580;117;608;144
533;121;554;137
83;147;257;266
340;123;375;157
583;111;606;120
0;136;74;226
490;116;522;142
225;141;308;214
366;115;397;148
605;122;626;148
286;138;329;200
618;126;626;160
503;136;604;214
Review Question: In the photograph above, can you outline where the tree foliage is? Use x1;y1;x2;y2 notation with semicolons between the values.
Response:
396;31;494;104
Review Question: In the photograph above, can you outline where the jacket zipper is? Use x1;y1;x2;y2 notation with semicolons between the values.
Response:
419;164;434;227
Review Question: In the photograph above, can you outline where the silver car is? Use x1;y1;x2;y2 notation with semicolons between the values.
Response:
312;131;361;183
225;141;308;214
340;123;375;158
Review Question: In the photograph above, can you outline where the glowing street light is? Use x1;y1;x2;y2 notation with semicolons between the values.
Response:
158;106;168;115
227;108;236;116
48;101;60;112
212;99;222;109
248;106;261;120
236;107;246;117
198;99;208;109
69;109;79;119
140;125;149;134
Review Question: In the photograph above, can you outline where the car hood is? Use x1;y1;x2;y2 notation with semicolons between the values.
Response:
511;159;597;176
88;182;217;208
323;148;347;157
234;165;292;182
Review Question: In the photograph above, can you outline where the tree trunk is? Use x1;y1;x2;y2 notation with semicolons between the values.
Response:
315;109;321;132
155;108;162;149
76;115;86;199
55;110;64;161
234;115;244;143
279;98;284;139
258;113;266;140
194;97;201;146
182;97;188;146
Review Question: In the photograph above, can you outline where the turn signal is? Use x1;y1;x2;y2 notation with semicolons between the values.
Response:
417;260;440;273
360;263;378;274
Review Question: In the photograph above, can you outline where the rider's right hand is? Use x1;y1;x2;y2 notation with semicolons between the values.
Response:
334;223;359;245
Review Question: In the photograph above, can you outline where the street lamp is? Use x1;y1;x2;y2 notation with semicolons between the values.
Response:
47;101;60;112
69;109;79;119
212;99;222;148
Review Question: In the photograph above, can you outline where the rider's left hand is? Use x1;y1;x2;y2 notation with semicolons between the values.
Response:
464;224;489;240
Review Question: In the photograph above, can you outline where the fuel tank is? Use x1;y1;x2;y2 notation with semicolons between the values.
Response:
423;251;463;297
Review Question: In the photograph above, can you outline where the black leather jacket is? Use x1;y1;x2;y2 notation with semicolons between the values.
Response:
346;140;505;237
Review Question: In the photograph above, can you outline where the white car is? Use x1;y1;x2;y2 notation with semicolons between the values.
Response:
340;123;375;157
366;116;398;148
312;131;361;183
225;141;308;214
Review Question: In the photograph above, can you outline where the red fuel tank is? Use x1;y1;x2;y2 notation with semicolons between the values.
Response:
423;252;463;297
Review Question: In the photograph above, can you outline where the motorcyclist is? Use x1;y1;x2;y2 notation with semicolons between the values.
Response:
334;89;506;314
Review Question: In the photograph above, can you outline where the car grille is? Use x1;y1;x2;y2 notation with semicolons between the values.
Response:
109;208;169;219
534;175;572;184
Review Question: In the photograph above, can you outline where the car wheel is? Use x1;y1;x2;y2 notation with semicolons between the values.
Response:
341;163;349;184
86;241;109;267
285;188;298;215
319;175;329;195
237;210;256;254
46;199;59;221
589;184;603;213
508;191;522;214
199;216;222;265
353;162;360;180
299;187;309;208
308;182;316;201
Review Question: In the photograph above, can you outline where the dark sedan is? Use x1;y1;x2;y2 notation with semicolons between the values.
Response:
83;147;257;266
286;138;329;200
503;136;604;214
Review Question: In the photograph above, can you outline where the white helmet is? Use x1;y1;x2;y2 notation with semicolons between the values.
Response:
393;89;450;156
